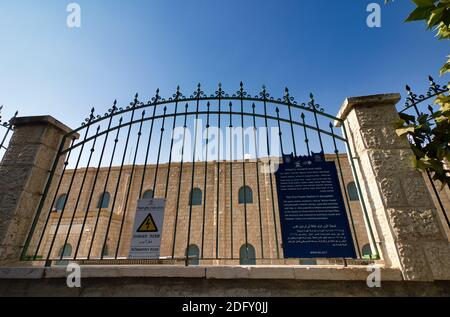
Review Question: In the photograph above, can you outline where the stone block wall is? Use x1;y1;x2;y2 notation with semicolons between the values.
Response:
0;116;77;265
337;94;450;281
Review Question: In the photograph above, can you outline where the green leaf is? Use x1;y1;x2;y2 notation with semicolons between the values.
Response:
427;7;446;28
411;146;426;158
399;112;416;123
406;6;434;22
440;59;450;75
412;0;436;7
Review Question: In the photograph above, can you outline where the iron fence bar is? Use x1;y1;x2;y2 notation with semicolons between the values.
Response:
310;94;324;153
427;104;434;116
426;172;450;227
151;107;168;199
228;101;234;259
200;102;211;259
0;124;12;151
114;109;146;259
185;85;202;266
138;100;158;198
330;123;361;259
285;88;297;157
163;88;181;199
59;125;101;260
45;121;94;264
66;95;345;138
275;108;286;260
61;111;347;156
252;103;265;259
275;108;285;156
91;103;136;259
23;136;73;261
301;113;310;155
73;110;120;259
239;84;249;260
215;87;223;259
341;123;380;260
406;102;421;116
262;87;280;259
0;109;17;152
172;104;189;259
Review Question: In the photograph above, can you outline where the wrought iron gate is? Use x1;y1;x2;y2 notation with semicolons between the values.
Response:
20;83;379;266
398;76;450;229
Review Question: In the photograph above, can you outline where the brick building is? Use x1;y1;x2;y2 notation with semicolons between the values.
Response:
34;154;375;265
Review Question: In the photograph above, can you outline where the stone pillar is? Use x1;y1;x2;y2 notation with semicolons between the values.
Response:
336;94;450;281
0;116;77;266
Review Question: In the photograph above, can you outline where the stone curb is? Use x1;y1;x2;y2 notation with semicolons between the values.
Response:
0;265;404;281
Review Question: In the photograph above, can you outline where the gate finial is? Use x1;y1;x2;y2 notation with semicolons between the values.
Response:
152;89;161;104
237;82;246;98
215;83;225;98
192;83;204;98
284;87;294;104
260;85;269;100
90;107;95;121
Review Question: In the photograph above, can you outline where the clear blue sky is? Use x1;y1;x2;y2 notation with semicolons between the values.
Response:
0;0;448;129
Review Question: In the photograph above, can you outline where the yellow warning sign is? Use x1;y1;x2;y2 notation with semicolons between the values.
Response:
137;213;158;232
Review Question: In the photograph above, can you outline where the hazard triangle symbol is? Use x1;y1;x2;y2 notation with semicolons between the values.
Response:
137;213;158;232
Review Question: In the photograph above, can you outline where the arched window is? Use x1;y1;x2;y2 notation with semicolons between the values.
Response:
58;243;72;258
189;188;202;206
102;244;109;257
187;244;200;265
56;243;72;266
347;182;359;201
362;244;372;259
143;190;154;199
54;194;67;212
97;192;110;209
239;244;256;265
238;186;253;204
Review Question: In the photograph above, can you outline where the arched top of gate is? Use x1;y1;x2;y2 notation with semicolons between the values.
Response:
65;83;342;139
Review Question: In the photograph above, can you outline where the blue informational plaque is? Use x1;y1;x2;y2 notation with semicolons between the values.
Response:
275;153;357;259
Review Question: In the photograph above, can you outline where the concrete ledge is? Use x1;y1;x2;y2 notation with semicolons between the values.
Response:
11;116;79;138
1;266;448;296
335;93;401;127
0;267;45;279
44;265;206;279
0;265;403;281
206;266;251;279
293;266;403;281
249;266;295;279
